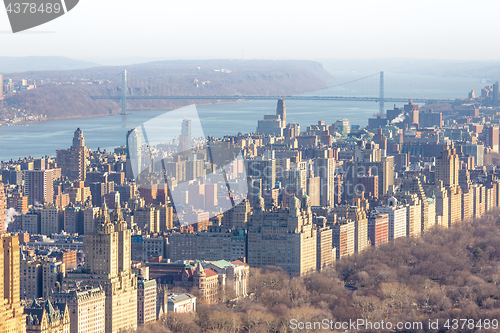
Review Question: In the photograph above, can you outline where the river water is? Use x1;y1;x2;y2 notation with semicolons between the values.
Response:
0;72;488;161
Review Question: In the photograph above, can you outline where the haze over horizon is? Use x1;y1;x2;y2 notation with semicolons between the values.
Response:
1;0;499;61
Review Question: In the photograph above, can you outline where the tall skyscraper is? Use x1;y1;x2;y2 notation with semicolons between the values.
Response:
436;143;460;188
24;169;54;206
56;128;88;181
126;129;142;180
256;99;286;136
180;118;192;152
314;158;335;207
485;125;499;153
434;143;462;227
64;201;137;332
0;234;26;333
247;196;317;276
276;98;286;127
72;127;85;147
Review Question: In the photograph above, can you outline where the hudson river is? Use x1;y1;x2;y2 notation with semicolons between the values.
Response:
0;72;488;161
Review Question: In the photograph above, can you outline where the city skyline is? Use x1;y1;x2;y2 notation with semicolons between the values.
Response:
4;1;500;331
1;89;500;332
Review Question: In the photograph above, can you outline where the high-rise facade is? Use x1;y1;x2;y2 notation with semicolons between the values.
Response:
276;98;286;127
0;234;26;333
345;144;394;199
331;218;355;259
315;219;334;271
24;169;54;206
256;99;287;136
434;143;463;227
284;163;308;195
157;204;174;231
314;158;335;207
400;193;422;238
134;206;159;233
246;158;276;190
126;129;142;180
247;196;317;276
436;144;460;187
40;206;61;235
404;99;419;127
42;260;65;298
52;286;106;333
367;213;389;247
137;279;157;324
168;226;246;262
333;199;369;253
221;199;250;229
56;128;88;181
400;177;435;234
64;205;83;234
180;118;192;152
20;260;42;300
485;126;499;153
83;206;99;234
64;202;137;333
376;197;407;240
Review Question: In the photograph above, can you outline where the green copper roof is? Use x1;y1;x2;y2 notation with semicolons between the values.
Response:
210;260;232;269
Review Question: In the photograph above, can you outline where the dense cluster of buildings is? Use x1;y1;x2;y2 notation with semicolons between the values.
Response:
1;75;37;99
1;89;500;331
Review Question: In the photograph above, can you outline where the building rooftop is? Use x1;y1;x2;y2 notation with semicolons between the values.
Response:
167;293;196;304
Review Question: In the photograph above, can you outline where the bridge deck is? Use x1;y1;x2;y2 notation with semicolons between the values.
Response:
89;95;454;104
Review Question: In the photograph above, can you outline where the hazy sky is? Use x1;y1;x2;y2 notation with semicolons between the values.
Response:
0;0;499;61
